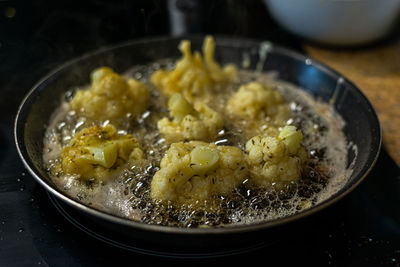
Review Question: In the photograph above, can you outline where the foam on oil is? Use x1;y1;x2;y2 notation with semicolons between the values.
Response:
43;62;355;228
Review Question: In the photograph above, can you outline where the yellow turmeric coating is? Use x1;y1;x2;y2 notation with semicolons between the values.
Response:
70;67;149;121
227;81;290;123
61;124;144;182
226;81;292;138
157;93;224;142
150;141;248;206
150;36;237;103
245;126;307;190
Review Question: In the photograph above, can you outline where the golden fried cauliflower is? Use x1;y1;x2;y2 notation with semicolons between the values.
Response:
157;93;223;142
61;124;144;181
150;141;247;206
150;36;237;102
245;126;307;190
70;67;150;121
227;82;290;123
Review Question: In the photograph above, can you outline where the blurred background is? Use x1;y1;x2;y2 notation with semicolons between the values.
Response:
1;0;400;165
0;0;297;126
0;0;399;266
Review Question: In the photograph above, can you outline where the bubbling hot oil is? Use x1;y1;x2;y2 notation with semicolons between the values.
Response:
43;61;353;228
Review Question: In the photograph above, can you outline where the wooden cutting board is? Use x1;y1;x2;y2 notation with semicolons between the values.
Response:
304;41;400;166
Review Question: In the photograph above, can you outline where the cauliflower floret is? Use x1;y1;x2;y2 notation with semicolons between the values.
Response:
157;93;224;142
70;67;150;121
245;126;307;190
150;36;237;103
227;82;290;124
61;124;144;182
150;141;247;206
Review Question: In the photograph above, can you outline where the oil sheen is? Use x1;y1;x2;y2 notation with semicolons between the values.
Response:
43;61;354;228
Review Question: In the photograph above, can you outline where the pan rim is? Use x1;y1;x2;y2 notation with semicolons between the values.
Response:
14;35;382;235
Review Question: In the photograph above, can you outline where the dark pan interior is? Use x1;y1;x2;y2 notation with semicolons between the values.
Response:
15;36;381;248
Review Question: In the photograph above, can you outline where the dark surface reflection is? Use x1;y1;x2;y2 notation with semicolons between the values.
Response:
0;0;399;266
1;122;399;266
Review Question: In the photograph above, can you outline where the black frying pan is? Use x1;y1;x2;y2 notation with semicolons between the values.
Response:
14;36;381;256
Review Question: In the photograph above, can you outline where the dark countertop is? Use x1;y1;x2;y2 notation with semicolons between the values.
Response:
0;1;399;266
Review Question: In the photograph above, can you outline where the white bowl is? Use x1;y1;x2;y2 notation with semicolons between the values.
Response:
265;0;400;46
